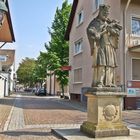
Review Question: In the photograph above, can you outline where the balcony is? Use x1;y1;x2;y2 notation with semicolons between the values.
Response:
128;34;140;52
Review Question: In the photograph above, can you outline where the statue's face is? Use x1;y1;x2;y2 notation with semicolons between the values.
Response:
99;9;109;20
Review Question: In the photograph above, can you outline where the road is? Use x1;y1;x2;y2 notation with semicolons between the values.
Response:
0;92;87;139
0;92;139;139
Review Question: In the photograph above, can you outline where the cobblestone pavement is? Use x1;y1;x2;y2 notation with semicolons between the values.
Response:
0;92;140;139
0;128;62;140
123;110;140;129
0;97;15;131
0;92;87;139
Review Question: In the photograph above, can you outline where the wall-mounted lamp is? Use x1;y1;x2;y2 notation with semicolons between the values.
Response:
0;0;8;27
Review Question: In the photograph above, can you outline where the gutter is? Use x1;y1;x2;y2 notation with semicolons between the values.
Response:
123;0;131;91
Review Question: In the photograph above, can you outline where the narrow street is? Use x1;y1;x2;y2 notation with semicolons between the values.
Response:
0;92;139;139
0;92;87;139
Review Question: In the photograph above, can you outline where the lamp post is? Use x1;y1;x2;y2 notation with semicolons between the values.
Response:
0;0;8;27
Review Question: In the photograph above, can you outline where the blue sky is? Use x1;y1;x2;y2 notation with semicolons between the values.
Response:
5;0;73;70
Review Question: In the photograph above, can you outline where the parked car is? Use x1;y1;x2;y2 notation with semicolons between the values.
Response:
24;88;32;92
35;88;47;96
32;87;37;93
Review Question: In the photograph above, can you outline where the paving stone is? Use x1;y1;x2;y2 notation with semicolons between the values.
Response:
0;92;140;139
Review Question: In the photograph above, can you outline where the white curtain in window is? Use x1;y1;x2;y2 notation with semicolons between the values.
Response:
132;17;140;35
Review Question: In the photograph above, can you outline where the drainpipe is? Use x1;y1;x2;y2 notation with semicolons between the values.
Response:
53;73;56;96
123;0;131;92
49;71;52;95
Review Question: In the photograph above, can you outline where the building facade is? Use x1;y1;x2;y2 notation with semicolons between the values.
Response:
46;70;69;97
0;0;15;97
66;0;140;107
0;49;15;97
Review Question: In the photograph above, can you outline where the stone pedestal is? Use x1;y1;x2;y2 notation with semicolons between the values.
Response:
80;87;129;138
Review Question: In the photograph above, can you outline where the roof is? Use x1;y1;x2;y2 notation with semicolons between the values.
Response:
0;49;15;67
65;0;140;41
65;0;78;41
0;0;15;42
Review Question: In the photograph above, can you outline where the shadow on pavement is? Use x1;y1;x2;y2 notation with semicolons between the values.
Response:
0;130;52;137
0;98;15;106
0;94;82;111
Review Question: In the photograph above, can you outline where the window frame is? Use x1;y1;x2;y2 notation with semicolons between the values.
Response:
95;0;104;10
131;58;140;81
131;15;140;36
74;38;83;55
73;67;82;83
77;9;84;26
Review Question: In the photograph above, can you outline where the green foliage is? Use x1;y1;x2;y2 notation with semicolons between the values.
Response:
35;52;48;79
16;57;36;87
46;0;71;94
16;0;72;92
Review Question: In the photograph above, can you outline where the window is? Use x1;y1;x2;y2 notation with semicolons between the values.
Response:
74;68;82;82
132;17;140;36
95;0;104;9
77;10;84;25
132;59;140;80
74;39;83;55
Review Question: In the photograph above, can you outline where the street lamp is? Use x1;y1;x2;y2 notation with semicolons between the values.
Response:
0;0;8;27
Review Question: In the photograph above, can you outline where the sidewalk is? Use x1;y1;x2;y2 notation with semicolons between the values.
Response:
52;128;140;140
0;94;62;140
0;96;15;131
57;98;140;128
0;94;140;140
52;98;140;140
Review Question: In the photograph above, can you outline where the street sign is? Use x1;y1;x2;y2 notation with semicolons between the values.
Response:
127;81;140;97
0;55;7;62
61;66;71;71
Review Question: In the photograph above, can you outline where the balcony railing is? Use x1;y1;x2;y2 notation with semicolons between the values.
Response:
127;34;140;48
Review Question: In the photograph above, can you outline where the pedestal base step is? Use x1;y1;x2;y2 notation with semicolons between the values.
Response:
80;122;130;138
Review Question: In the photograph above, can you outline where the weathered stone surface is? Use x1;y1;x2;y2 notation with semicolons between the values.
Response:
82;87;127;96
81;121;129;138
80;87;129;138
87;5;122;87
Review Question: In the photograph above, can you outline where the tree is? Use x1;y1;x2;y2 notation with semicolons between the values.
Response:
33;52;48;84
46;0;71;96
16;57;36;87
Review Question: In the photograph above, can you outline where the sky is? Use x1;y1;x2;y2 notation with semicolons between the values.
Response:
4;0;73;70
